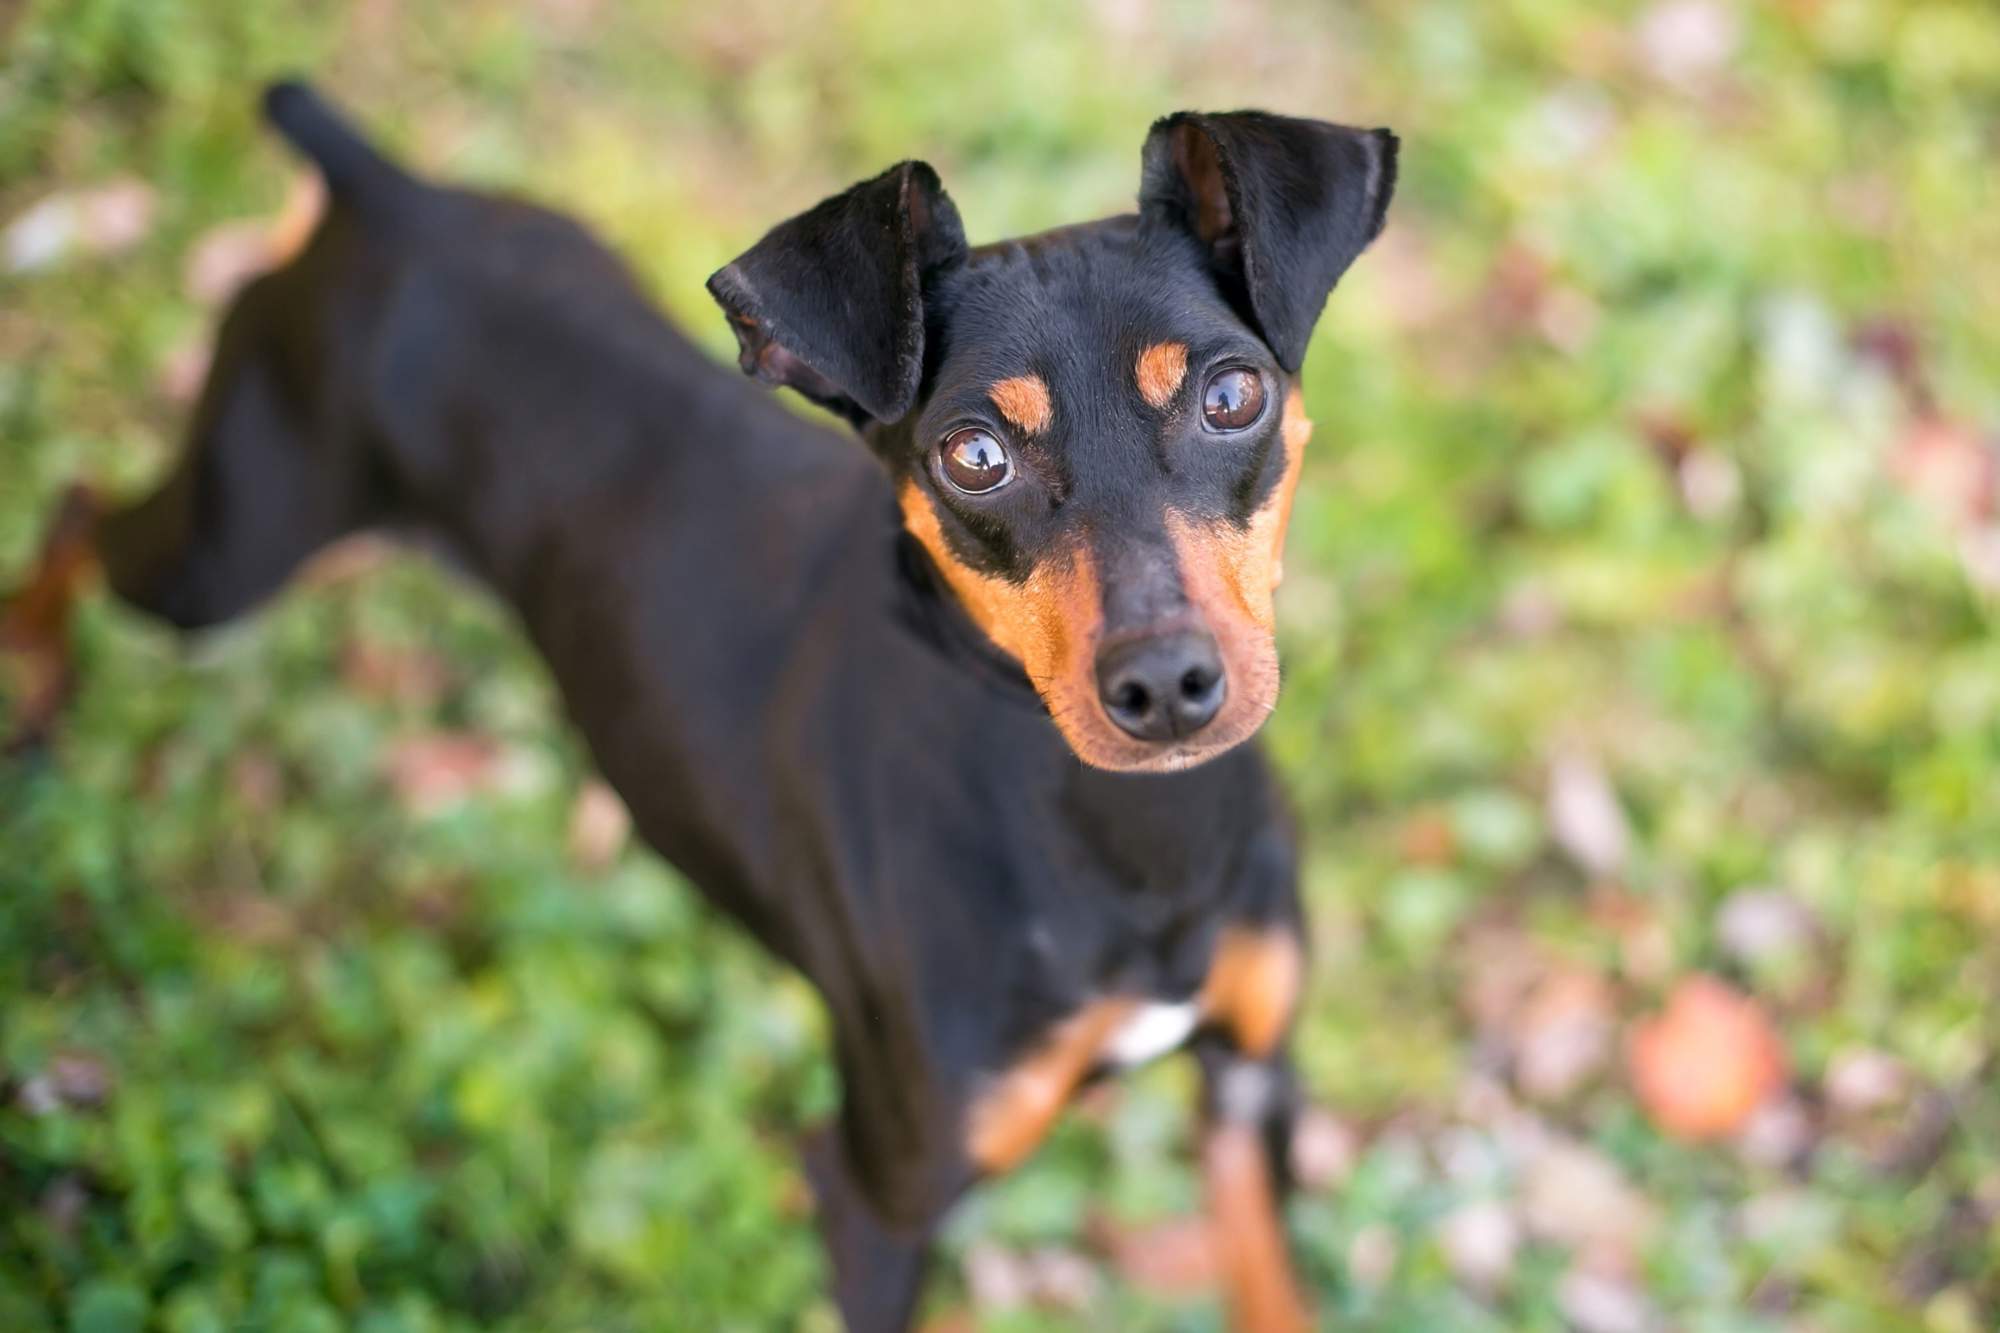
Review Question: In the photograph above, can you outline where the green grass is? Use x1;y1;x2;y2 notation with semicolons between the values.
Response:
5;0;2000;1329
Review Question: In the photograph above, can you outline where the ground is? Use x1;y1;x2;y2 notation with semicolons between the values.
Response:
3;1;1999;1330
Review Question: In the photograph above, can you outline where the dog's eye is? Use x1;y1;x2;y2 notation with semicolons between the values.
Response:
1201;367;1266;432
940;427;1013;494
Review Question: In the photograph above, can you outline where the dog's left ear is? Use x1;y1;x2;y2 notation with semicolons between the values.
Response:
1141;111;1397;373
708;161;967;428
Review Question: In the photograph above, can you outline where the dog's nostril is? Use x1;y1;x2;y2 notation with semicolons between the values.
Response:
1095;631;1227;743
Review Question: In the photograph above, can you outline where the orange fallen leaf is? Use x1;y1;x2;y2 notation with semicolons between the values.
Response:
1104;1215;1218;1295
568;779;632;871
1628;975;1786;1139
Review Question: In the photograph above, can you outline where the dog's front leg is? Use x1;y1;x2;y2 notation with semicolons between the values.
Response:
1196;1035;1313;1333
800;1122;937;1333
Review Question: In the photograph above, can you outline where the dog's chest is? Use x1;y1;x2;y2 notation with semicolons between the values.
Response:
1099;998;1202;1068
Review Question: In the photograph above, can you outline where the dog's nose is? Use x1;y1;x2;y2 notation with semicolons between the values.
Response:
1096;631;1227;742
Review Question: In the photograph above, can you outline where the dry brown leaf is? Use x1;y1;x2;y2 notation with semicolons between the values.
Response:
384;733;504;816
1513;967;1615;1102
1104;1215;1218;1294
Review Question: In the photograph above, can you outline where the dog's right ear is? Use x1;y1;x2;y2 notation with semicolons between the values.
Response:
708;161;966;429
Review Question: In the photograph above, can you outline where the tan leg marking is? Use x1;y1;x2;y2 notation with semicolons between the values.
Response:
965;997;1138;1173
1204;1120;1312;1333
1136;341;1189;409
2;488;103;745
988;374;1053;435
1200;925;1304;1059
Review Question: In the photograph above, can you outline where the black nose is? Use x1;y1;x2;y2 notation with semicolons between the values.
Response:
1095;631;1227;742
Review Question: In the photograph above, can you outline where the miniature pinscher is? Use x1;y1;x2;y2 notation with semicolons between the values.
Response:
1;83;1395;1330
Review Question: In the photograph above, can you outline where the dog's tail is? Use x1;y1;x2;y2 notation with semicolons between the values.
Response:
262;80;415;214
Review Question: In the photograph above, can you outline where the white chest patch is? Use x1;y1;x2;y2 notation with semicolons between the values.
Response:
1102;1001;1201;1068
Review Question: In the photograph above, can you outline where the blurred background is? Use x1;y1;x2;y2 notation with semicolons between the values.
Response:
3;0;1999;1329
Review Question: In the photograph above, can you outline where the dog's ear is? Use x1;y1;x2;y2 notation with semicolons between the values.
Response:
1141;111;1397;372
708;161;967;427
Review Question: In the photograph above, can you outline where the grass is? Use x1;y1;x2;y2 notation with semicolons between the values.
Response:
4;0;2000;1329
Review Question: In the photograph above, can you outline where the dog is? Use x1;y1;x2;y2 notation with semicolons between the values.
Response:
1;83;1395;1330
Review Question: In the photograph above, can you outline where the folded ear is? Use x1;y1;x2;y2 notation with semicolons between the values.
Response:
708;161;967;427
1141;111;1397;372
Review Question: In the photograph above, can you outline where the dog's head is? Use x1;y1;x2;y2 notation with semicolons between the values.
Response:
710;112;1396;773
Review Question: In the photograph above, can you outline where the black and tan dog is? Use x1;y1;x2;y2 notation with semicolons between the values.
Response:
2;84;1395;1330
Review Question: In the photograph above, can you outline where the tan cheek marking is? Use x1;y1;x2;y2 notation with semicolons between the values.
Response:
1135;341;1189;409
1199;926;1304;1058
1204;1120;1313;1333
1268;387;1313;588
966;998;1137;1173
1164;386;1313;643
988;374;1054;434
898;481;1100;692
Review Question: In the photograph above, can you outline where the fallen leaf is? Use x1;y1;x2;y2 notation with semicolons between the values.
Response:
3;178;157;272
1548;753;1629;879
342;637;451;708
1635;0;1739;88
1678;448;1741;521
1715;887;1816;966
1521;1139;1656;1270
964;1242;1099;1312
1104;1215;1218;1294
1628;975;1787;1140
964;1242;1030;1311
1396;808;1457;866
1559;1266;1661;1333
569;779;632;871
1512;967;1616;1102
1460;924;1547;1037
1589;889;1673;984
384;733;504;816
1021;1247;1098;1311
1289;1106;1358;1191
1890;416;1995;533
1347;1223;1398;1289
1824;1046;1909;1116
1439;1199;1519;1291
1736;1095;1815;1169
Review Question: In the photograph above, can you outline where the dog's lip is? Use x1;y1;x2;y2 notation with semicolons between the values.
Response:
1055;704;1269;773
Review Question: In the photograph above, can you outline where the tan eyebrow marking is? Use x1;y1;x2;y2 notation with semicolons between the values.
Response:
1135;341;1189;409
988;375;1053;434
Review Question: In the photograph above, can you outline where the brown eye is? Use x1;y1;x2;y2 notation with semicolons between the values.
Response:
939;427;1013;494
1201;367;1266;431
